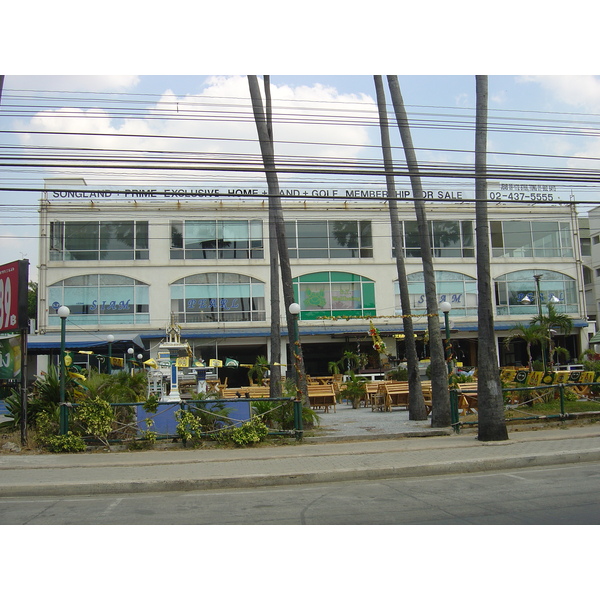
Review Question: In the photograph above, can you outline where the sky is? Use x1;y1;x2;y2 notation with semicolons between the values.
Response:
2;73;600;281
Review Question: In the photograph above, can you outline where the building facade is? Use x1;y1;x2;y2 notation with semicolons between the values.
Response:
33;180;592;384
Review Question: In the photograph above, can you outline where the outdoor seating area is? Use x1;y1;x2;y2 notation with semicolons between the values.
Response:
307;384;337;413
212;376;444;415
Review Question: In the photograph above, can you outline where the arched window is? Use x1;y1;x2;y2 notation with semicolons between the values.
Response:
495;269;577;316
171;273;266;323
293;271;376;320
48;274;149;325
396;271;478;317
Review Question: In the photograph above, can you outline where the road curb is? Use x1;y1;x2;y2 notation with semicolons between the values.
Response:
2;448;600;498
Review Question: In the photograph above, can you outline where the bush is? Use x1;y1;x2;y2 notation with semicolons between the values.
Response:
252;399;320;430
386;367;408;381
75;396;114;447
36;412;86;453
175;409;203;445
40;432;87;453
218;416;269;446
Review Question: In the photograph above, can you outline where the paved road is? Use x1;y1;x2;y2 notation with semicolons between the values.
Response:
2;461;599;524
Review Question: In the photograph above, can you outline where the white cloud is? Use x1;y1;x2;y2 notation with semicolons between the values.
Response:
518;75;600;110
15;75;377;186
6;75;141;92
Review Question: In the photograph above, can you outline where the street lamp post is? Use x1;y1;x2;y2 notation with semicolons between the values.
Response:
288;302;303;440
439;301;459;432
106;334;115;374
58;305;70;435
439;301;452;374
288;303;301;385
533;274;547;372
127;347;134;374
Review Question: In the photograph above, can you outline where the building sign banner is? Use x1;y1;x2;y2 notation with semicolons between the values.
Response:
45;182;569;203
0;334;21;380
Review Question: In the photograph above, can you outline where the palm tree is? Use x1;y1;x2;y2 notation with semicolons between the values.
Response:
247;76;309;405
504;323;548;371
373;75;427;421
474;75;508;442
263;75;282;399
386;75;450;428
531;303;574;369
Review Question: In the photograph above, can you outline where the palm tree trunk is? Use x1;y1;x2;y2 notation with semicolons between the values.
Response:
263;76;282;398
247;76;308;404
386;75;450;428
475;75;508;441
373;76;426;420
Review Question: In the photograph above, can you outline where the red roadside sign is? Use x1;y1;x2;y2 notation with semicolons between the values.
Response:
0;260;29;333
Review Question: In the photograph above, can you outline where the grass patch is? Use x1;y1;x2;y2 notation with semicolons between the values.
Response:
506;398;600;417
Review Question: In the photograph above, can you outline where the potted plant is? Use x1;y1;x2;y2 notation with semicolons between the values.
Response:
341;372;368;409
247;355;269;386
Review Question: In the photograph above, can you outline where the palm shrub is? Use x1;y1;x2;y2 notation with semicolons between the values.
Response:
0;390;21;431
341;372;368;409
386;367;408;381
247;355;270;385
187;391;233;434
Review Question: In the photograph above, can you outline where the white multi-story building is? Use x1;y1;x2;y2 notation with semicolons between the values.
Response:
31;179;592;385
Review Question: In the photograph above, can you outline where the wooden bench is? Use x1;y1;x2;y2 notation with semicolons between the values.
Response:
377;382;410;411
307;384;337;413
365;382;381;409
220;387;244;399
221;386;272;399
457;383;478;415
421;381;433;415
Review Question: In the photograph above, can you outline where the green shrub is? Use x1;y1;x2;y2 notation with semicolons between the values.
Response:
75;395;115;447
252;400;320;430
218;416;269;446
41;432;87;453
36;412;86;453
175;409;203;444
386;367;408;381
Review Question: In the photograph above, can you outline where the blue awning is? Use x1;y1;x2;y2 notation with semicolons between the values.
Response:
27;333;145;353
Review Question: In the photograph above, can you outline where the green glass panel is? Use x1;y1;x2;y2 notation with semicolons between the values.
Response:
362;283;375;308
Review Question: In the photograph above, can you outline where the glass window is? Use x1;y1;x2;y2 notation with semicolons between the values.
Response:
494;269;578;316
48;275;149;325
65;222;98;260
581;237;592;256
287;220;373;259
171;220;263;259
491;221;573;258
49;221;149;261
398;271;478;317
293;271;376;320
171;273;266;323
399;220;474;258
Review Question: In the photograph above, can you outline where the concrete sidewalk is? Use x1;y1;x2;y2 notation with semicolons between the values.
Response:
1;409;600;497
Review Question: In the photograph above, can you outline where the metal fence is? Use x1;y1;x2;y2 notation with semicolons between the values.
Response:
62;397;304;445
452;381;600;432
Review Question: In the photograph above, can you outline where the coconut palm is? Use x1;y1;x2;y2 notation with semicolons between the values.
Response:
530;303;574;369
504;323;548;371
474;74;508;441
